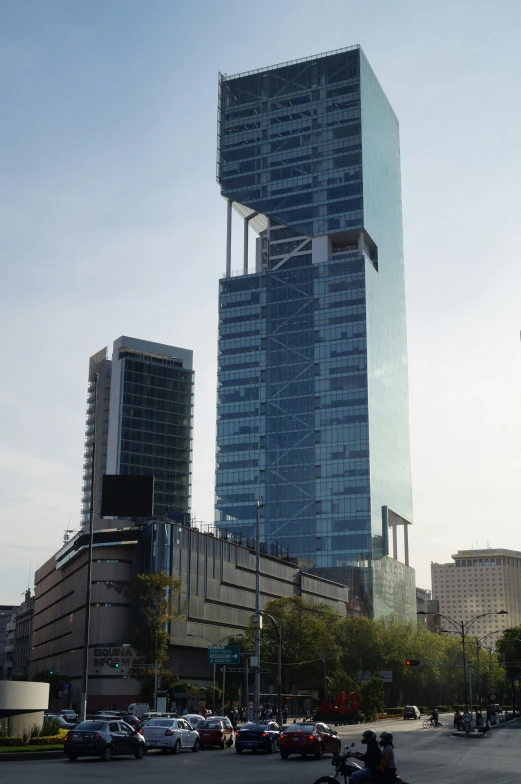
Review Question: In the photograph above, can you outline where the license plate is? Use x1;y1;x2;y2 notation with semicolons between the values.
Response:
245;743;253;747
293;737;299;742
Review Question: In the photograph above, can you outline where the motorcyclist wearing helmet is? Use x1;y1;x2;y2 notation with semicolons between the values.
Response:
350;729;382;784
378;732;397;782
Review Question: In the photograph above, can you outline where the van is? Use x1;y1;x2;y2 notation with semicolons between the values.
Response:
128;703;150;718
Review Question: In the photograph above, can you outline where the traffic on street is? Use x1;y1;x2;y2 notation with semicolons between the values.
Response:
2;714;519;784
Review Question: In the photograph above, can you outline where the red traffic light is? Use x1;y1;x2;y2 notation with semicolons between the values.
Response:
405;659;420;667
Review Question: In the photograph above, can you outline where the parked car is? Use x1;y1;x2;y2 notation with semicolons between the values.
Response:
64;719;146;761
142;718;200;753
279;722;340;759
403;705;421;720
184;714;207;728
197;719;234;749
60;710;79;723
235;721;281;754
45;714;76;729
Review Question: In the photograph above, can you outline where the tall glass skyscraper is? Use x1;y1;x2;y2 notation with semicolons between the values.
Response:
215;47;415;619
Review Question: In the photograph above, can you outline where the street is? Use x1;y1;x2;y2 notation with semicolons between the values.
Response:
2;716;519;784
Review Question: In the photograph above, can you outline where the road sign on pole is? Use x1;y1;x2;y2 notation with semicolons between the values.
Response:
378;670;393;683
208;645;241;665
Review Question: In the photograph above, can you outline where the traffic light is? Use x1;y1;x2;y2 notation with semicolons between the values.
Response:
49;670;54;675
108;662;120;669
405;659;420;667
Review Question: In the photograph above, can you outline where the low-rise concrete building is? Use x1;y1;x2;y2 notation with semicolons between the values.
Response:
30;521;351;711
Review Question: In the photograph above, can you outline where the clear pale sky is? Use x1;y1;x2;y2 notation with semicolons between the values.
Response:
1;0;520;605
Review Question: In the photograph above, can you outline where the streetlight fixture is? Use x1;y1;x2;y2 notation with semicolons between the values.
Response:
417;610;508;708
187;632;244;714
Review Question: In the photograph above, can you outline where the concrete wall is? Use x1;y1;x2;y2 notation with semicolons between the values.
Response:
0;680;49;736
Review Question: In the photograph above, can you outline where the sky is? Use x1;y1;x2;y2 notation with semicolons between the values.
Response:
1;0;520;605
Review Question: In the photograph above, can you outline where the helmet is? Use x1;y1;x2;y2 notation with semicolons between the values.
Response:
379;731;393;746
362;730;376;744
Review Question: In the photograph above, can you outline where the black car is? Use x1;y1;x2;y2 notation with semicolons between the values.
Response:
235;721;281;754
64;719;146;761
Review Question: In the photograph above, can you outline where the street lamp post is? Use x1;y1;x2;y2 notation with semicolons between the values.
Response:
187;632;244;714
254;499;265;719
474;630;501;711
259;611;282;722
418;610;508;708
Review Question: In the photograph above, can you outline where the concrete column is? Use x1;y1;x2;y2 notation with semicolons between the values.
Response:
392;523;398;561
243;217;249;275
226;199;233;278
404;524;409;566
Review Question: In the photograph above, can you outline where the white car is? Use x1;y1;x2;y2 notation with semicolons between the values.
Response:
143;718;200;753
184;714;206;728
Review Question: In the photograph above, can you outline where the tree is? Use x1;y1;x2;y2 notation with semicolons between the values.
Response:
359;676;385;721
242;596;341;693
114;571;185;671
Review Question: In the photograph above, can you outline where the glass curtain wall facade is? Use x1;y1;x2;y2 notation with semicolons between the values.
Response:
215;48;414;616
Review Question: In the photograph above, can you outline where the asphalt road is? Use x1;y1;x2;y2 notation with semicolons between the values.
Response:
2;715;520;784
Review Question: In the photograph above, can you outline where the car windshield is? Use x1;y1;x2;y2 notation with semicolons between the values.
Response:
243;722;268;729
290;724;315;734
147;719;175;727
200;721;221;729
74;721;105;731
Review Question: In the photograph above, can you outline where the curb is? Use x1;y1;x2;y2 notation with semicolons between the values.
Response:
452;717;521;739
0;750;65;762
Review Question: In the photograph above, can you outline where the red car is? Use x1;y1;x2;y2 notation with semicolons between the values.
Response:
279;722;340;759
197;719;234;749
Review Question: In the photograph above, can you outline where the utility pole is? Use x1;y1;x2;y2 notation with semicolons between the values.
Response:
80;372;99;721
254;499;264;719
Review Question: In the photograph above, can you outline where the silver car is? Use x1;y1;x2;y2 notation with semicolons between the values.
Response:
143;718;200;754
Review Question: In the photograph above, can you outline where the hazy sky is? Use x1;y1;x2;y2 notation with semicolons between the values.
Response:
1;0;520;605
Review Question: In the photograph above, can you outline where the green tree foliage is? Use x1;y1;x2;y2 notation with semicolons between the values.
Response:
240;597;506;710
114;571;185;671
360;676;385;721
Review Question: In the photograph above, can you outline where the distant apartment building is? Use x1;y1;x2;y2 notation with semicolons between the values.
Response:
81;336;194;525
0;606;16;679
2;592;35;681
416;587;440;633
431;549;521;639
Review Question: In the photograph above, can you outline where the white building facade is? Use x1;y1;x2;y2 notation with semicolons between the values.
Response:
431;549;521;639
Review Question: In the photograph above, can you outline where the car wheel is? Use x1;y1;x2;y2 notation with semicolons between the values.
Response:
67;754;78;761
101;746;113;762
315;743;324;760
192;738;199;753
227;737;233;748
173;740;181;755
220;739;225;749
135;745;145;760
268;740;275;754
281;751;289;759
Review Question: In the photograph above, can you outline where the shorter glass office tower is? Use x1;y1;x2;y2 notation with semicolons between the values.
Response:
214;47;416;620
82;336;194;523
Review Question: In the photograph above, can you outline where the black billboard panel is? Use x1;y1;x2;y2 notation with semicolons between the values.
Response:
101;474;154;517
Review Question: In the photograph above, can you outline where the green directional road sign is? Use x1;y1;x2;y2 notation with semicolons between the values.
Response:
208;645;241;665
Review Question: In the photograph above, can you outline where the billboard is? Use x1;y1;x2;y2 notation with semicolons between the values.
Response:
100;474;154;517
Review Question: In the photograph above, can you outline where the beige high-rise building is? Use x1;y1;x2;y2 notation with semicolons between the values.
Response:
431;549;521;640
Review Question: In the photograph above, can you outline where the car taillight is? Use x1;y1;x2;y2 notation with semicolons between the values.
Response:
308;734;317;741
262;732;267;737
138;729;143;734
64;732;69;741
280;733;285;739
235;731;240;736
165;729;175;736
91;734;101;741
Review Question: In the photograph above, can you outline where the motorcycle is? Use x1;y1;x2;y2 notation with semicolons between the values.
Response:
312;743;409;784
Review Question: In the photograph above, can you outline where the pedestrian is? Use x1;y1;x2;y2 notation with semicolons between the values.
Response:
305;707;311;722
283;706;288;724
